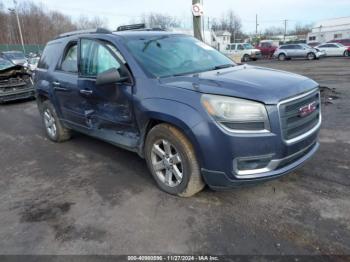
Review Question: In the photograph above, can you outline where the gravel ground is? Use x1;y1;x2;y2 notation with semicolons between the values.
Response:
0;57;349;255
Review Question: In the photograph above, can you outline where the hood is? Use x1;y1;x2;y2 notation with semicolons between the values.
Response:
11;59;27;66
160;65;318;104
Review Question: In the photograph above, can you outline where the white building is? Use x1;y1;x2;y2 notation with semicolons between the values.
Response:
307;17;350;44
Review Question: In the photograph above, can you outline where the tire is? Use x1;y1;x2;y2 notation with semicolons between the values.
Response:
344;50;349;57
242;54;250;62
145;124;205;197
307;52;316;60
278;53;286;61
41;100;71;142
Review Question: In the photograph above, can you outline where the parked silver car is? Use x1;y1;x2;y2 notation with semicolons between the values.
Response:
273;44;324;61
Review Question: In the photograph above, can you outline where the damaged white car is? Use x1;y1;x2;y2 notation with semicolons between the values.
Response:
0;57;34;103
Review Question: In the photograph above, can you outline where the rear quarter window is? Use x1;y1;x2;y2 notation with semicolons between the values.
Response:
38;42;61;70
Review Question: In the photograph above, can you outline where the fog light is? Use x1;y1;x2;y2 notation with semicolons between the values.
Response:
237;157;271;171
233;154;275;176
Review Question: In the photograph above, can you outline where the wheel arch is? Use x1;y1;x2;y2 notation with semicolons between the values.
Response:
137;99;206;167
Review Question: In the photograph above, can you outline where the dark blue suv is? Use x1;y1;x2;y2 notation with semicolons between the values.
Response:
34;28;321;196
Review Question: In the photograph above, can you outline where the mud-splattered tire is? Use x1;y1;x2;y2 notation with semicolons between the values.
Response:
41;100;71;142
145;124;205;197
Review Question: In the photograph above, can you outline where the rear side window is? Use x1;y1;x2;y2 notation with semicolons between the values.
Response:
38;42;60;70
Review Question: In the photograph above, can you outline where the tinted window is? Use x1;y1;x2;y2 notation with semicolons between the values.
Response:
38;42;60;69
237;44;244;50
80;39;121;77
61;43;78;73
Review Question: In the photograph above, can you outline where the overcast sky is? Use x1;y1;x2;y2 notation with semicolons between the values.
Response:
3;0;350;33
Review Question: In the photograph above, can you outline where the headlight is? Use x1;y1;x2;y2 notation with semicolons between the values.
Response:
201;94;270;132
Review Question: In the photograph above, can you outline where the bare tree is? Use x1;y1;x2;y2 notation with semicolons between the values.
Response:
263;26;285;36
289;23;313;35
139;12;180;29
0;1;108;45
211;10;243;42
76;15;108;30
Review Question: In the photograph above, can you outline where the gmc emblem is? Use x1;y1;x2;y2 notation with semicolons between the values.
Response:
299;101;317;117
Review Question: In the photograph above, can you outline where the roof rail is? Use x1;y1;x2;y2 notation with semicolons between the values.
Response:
116;23;146;32
56;28;112;39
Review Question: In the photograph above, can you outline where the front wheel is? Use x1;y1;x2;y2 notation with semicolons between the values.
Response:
145;124;205;197
307;52;316;60
344;50;349;57
242;54;250;62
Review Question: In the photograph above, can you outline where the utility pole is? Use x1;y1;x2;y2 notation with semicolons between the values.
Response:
9;0;25;54
255;14;258;36
283;19;288;43
192;0;203;41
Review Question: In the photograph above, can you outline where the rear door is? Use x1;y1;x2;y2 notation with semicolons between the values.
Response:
52;41;93;128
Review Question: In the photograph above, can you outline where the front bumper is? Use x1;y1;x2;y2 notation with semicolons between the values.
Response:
0;86;35;103
251;53;262;59
202;142;319;190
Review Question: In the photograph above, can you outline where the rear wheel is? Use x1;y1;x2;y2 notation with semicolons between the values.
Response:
41;100;71;142
145;124;205;197
307;52;316;60
278;53;286;61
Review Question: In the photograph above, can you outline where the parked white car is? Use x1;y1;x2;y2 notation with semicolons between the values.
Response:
224;43;262;62
316;43;349;57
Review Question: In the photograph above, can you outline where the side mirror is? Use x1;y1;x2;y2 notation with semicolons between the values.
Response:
96;68;121;86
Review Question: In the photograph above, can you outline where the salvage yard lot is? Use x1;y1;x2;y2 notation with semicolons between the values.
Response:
0;57;349;255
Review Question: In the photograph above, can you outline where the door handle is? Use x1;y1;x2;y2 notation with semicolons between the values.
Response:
53;81;70;92
80;89;93;95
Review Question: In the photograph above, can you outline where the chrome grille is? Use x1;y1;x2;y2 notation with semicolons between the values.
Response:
279;90;321;143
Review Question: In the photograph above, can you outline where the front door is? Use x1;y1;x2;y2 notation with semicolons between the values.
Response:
78;38;137;143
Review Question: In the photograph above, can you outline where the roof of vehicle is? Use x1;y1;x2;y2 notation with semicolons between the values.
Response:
113;30;185;39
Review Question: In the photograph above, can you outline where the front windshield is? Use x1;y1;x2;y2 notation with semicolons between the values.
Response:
5;52;25;60
336;43;344;47
0;58;14;70
243;43;254;49
126;35;235;78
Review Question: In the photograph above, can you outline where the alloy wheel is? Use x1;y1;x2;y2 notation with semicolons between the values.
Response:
151;139;183;187
44;109;57;139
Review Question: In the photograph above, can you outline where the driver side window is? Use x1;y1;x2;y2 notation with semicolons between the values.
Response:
80;39;122;77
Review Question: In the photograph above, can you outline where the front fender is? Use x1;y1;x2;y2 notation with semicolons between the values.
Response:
136;98;206;165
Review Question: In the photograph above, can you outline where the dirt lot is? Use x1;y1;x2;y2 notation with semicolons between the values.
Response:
0;57;349;255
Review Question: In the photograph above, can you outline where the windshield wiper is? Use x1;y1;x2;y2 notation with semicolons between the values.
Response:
213;64;235;70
